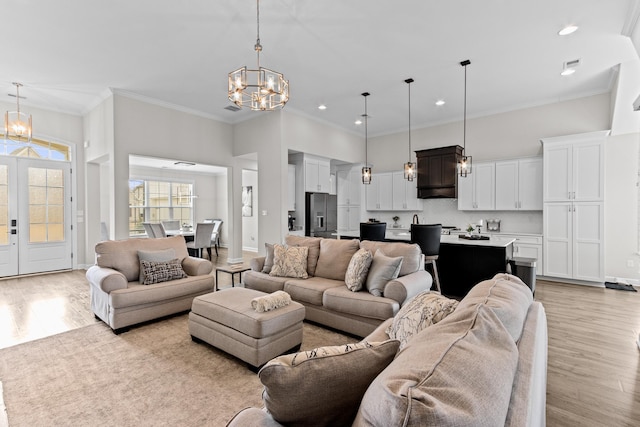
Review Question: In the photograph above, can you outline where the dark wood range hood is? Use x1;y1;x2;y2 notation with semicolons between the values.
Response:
416;145;463;199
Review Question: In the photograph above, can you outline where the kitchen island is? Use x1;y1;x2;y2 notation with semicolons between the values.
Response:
333;231;515;298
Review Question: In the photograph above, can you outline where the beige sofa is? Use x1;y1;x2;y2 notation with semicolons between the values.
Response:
86;235;215;333
229;274;548;427
243;235;433;337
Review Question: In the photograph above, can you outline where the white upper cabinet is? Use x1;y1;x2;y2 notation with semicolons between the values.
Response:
366;172;393;211
457;162;495;210
337;168;361;206
304;157;331;193
543;135;604;202
495;157;542;210
392;171;423;211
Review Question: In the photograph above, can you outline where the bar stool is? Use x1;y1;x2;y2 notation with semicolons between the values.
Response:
410;224;442;293
360;222;387;241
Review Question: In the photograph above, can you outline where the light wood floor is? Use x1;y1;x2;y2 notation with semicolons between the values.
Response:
1;260;639;425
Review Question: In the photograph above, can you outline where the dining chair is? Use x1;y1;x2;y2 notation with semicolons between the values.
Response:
209;219;223;258
410;224;442;293
161;220;180;231
186;222;216;258
150;222;167;238
143;222;156;238
359;222;387;242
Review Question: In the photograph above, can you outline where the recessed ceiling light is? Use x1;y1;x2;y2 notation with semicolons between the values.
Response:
318;104;327;110
354;119;362;125
435;99;445;106
558;25;578;36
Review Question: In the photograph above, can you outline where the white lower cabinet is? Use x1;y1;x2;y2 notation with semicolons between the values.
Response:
500;233;543;276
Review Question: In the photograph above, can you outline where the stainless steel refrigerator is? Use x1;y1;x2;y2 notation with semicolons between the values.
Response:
305;192;337;238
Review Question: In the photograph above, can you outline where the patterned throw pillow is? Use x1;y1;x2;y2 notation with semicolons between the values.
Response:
259;340;400;426
386;291;459;349
138;248;176;283
345;248;373;291
140;258;187;285
269;244;309;279
365;249;403;297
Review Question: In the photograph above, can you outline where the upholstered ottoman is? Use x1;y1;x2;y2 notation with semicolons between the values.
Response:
188;287;305;368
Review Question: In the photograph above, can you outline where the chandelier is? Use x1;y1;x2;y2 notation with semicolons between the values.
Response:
458;60;472;177
4;82;32;142
361;92;372;185
228;0;289;111
404;78;416;181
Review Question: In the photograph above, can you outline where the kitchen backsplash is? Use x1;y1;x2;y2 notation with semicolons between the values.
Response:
372;198;543;234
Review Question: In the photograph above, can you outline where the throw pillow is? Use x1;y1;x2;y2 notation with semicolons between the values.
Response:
386;291;459;349
269;244;309;279
345;248;373;292
285;235;322;276
259;340;400;427
261;243;275;274
140;258;187;285
366;249;403;297
138;248;176;283
313;238;360;281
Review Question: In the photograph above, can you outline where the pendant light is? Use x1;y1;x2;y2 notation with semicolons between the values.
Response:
361;92;372;185
458;60;472;177
228;0;289;111
404;78;416;181
4;82;32;142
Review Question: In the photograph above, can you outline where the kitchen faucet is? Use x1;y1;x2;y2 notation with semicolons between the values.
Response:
412;214;420;225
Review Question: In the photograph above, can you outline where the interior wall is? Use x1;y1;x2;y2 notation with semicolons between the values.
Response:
242;169;258;251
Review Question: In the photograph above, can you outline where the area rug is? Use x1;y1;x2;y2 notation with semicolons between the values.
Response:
604;281;638;292
0;315;353;426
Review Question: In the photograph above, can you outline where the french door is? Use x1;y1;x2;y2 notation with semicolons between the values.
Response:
0;156;72;277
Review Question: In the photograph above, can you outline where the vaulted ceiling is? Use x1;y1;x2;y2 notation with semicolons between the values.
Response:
1;0;639;136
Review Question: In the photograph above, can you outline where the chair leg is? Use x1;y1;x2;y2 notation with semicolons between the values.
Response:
431;260;441;293
215;242;219;257
207;247;212;260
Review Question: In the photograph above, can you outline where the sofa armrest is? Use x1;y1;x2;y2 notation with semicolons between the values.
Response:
182;256;213;276
226;407;283;427
383;270;433;306
86;265;128;293
250;256;266;272
361;318;393;343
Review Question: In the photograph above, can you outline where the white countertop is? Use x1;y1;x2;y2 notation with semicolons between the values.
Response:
333;230;516;248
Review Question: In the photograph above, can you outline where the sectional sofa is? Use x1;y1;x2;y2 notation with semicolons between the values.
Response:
229;273;548;426
243;235;433;337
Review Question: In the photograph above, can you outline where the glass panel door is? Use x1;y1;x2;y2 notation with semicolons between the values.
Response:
0;157;18;277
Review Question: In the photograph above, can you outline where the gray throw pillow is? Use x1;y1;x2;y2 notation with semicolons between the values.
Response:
366;249;403;297
138;248;176;283
261;243;275;273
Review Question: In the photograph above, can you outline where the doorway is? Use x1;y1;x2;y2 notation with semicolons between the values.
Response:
0;156;72;277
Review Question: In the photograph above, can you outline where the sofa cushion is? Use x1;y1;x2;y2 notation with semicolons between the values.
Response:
314;238;360;281
109;275;215;309
269;244;309;279
456;273;533;342
385;291;459;349
323;286;399;320
366;250;403;297
259;340;400;427
359;241;423;277
95;235;189;282
285;235;322;276
261;243;275;274
345;248;373;291
139;258;188;285
137;248;176;283
243;270;288;294
284;277;344;306
355;304;519;426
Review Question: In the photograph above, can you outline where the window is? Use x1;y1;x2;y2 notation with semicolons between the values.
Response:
0;137;70;161
128;179;193;236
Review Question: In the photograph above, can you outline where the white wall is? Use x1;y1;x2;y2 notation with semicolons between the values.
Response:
242;169;258;251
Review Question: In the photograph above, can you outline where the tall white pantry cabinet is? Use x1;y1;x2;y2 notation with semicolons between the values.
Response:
541;131;608;283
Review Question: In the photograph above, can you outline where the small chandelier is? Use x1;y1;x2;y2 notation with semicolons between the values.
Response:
228;0;289;111
404;78;416;181
361;92;372;185
4;82;32;142
458;60;472;177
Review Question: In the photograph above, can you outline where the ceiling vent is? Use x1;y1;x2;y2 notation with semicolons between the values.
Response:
174;161;195;167
224;104;241;112
563;58;581;69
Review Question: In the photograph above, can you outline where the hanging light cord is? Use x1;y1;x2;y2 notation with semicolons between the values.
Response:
15;83;22;115
364;95;368;167
407;80;412;160
463;63;467;152
255;0;262;68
